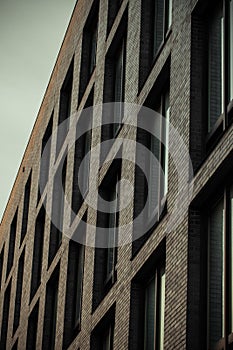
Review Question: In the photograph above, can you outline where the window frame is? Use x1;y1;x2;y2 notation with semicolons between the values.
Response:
147;88;170;225
26;301;39;350
143;264;166;350
139;0;172;89
13;248;25;333
0;245;5;291
0;280;12;349
191;0;233;157
206;1;224;136
112;37;126;137
229;0;233;103
56;60;74;157
49;155;67;265
102;323;114;350
129;241;166;350
103;172;120;288
98;163;121;290
30;206;45;301
42;266;60;350
203;182;233;349
78;0;99;103
63;220;86;350
89;20;98;76
71;88;94;222
21;171;32;243
132;65;170;257
6;210;18;278
90;304;115;350
102;9;127;141
92;160;121;310
38;112;53;202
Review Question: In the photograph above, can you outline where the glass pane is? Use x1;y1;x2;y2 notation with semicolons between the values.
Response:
90;24;97;74
114;40;125;135
208;5;224;132
103;326;112;350
74;244;84;325
144;276;156;350
165;0;172;32
230;185;233;332
158;267;166;350
208;198;224;348
168;0;172;29
230;0;233;102
81;128;92;196
148;133;160;220
161;91;170;199
153;0;165;56
106;181;118;280
50;284;58;350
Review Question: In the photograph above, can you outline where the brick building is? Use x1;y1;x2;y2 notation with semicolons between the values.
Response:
0;0;233;349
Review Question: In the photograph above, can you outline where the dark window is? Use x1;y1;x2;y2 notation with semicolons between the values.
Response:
93;163;121;310
204;185;233;349
6;210;18;278
103;19;127;140
208;197;224;348
133;65;170;255
101;173;120;287
144;266;165;350
56;60;73;156
42;266;59;350
38;113;53;200
146;89;169;222
49;156;67;265
63;236;85;349
207;2;224;133
112;38;126;136
26;301;39;350
129;242;166;350
0;280;11;349
90;305;115;350
0;245;4;290
107;0;121;34
190;182;233;349
190;0;233;168
89;24;98;75
101;325;114;350
230;0;233;103
13;249;25;333
71;89;93;222
78;0;99;102
21;172;32;243
139;0;172;87
30;206;45;300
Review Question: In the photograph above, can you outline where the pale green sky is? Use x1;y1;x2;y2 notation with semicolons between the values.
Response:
0;0;77;221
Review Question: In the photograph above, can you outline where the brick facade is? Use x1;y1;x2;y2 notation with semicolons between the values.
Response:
0;0;233;349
